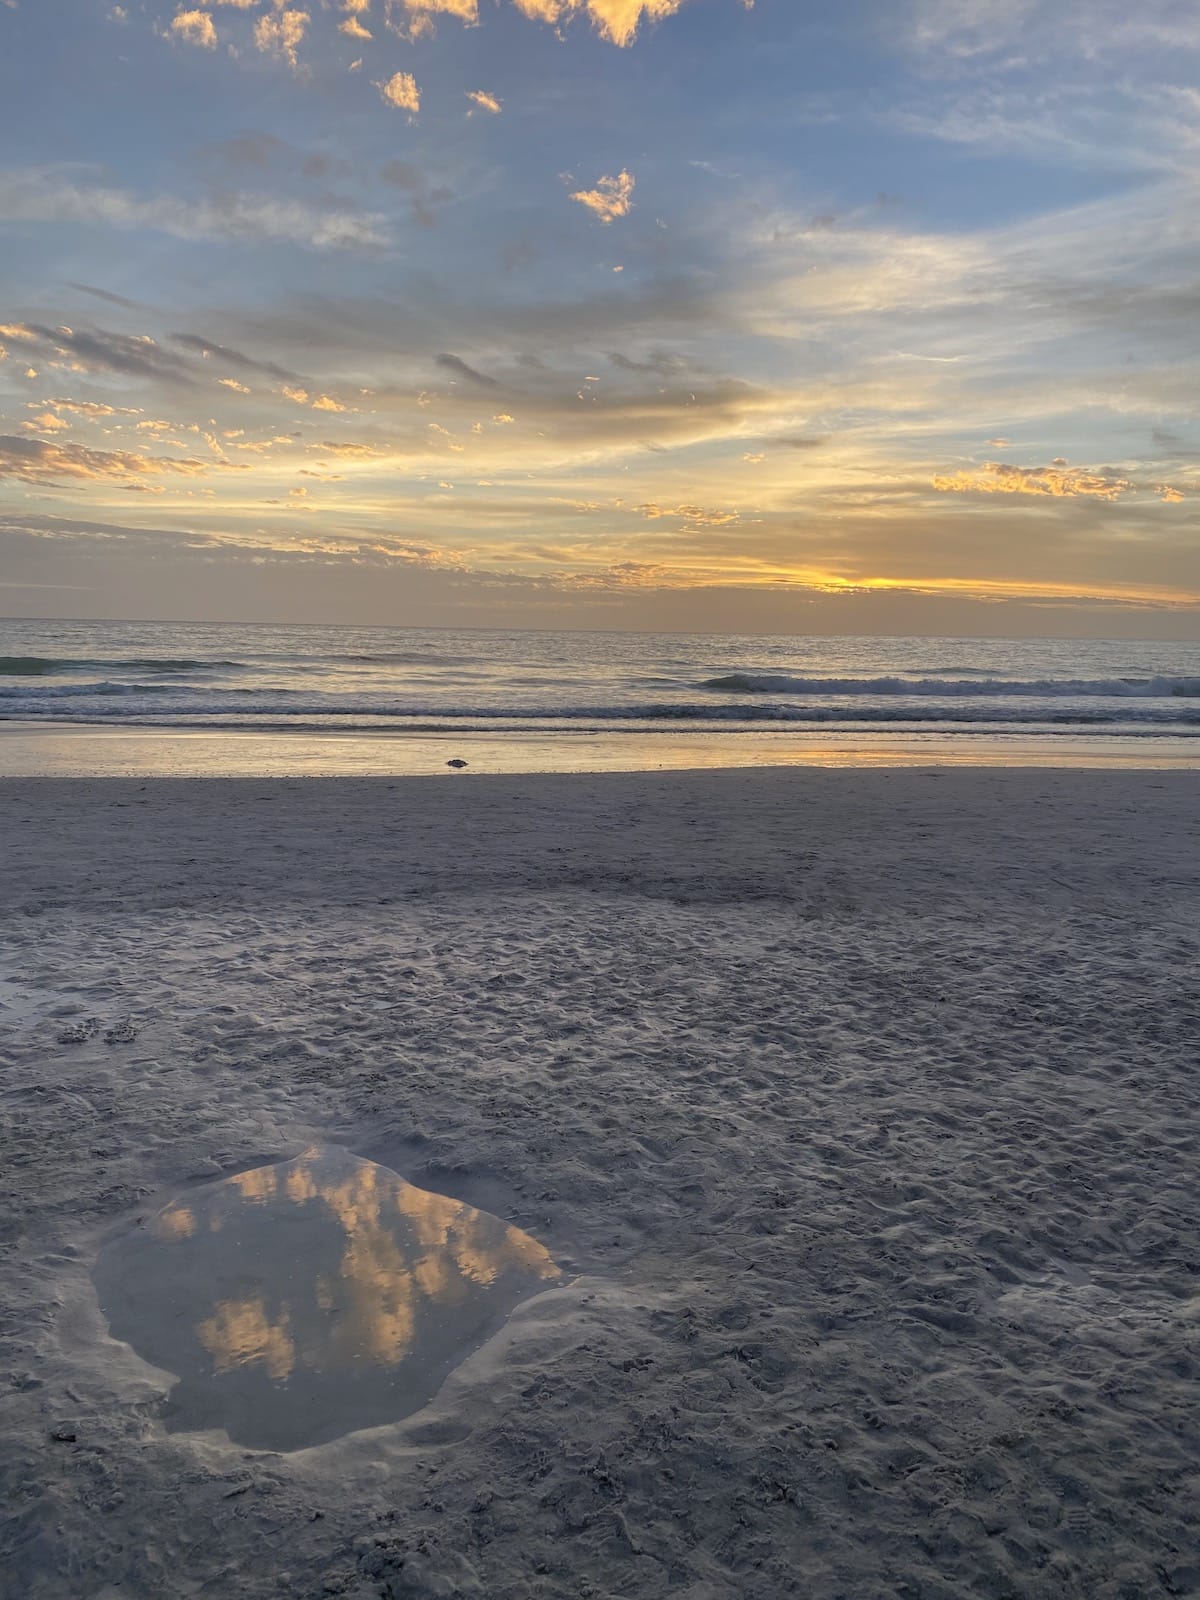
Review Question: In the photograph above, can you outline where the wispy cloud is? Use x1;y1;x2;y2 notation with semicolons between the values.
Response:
0;167;386;249
435;352;499;387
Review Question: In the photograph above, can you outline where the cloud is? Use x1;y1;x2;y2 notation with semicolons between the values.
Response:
466;90;502;114
44;397;143;418
218;377;251;392
378;71;421;112
570;169;634;223
932;460;1135;500
435;352;499;387
254;7;309;69
281;385;310;403
908;0;1200;64
66;282;144;310
0;167;386;249
11;322;194;383
510;0;688;46
169;9;219;47
0;434;213;485
310;439;388;456
311;393;350;411
173;332;296;380
22;412;70;433
387;0;479;29
636;501;740;526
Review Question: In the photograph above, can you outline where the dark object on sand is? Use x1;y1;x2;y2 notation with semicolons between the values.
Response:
93;1146;560;1451
446;758;469;769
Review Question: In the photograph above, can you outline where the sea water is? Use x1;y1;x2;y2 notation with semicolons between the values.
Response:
2;618;1198;771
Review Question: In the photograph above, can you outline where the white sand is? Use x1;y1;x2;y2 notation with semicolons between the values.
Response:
1;768;1198;1599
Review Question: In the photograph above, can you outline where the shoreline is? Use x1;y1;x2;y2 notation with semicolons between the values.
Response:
1;718;1198;775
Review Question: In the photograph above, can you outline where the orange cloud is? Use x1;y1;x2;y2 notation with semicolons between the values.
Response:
511;0;686;46
570;169;634;223
219;377;251;393
312;394;350;411
932;461;1134;501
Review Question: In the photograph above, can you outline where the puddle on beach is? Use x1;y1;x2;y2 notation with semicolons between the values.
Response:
93;1145;561;1451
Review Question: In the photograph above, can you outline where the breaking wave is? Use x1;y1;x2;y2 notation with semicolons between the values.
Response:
702;673;1200;698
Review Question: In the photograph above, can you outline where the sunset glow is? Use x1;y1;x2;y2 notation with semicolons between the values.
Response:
1;0;1196;634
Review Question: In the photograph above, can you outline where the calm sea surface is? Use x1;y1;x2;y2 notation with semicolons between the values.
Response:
2;619;1198;772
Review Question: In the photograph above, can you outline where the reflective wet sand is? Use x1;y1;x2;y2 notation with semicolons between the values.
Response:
3;720;1199;774
93;1147;561;1451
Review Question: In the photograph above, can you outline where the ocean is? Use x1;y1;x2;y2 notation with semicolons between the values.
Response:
2;618;1199;772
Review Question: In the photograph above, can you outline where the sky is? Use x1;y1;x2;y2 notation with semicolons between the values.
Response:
0;0;1198;637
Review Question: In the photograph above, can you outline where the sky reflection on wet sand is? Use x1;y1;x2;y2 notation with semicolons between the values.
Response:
94;1146;561;1451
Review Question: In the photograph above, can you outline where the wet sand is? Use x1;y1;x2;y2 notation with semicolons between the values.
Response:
1;768;1198;1599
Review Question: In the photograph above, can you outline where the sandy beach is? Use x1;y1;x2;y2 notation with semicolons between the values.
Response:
2;767;1198;1599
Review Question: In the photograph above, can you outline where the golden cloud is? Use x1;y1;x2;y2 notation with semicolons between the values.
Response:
378;70;421;111
170;8;219;46
280;385;310;404
22;412;70;433
339;15;371;35
254;6;308;68
389;0;479;25
45;397;142;418
466;89;502;113
1159;485;1185;503
636;501;740;525
219;377;251;392
511;0;686;46
308;439;388;456
0;323;39;341
312;394;350;411
570;169;634;223
932;461;1134;501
